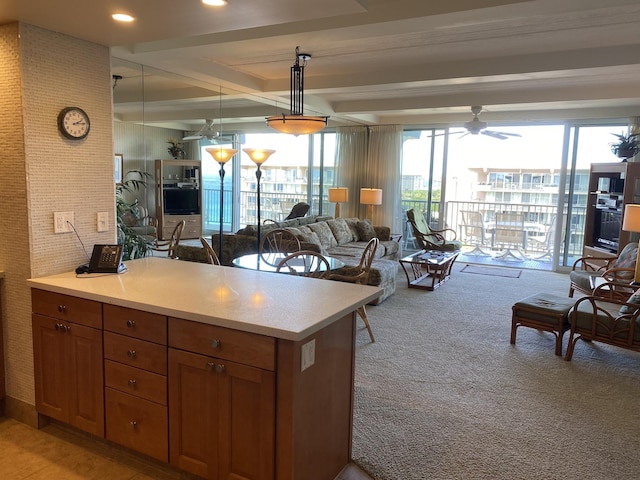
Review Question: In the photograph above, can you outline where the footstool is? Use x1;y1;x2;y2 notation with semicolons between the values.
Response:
511;293;576;356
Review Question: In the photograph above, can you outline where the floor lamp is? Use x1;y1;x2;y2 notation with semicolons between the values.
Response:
328;187;348;218
622;203;640;284
360;188;383;220
243;148;276;246
205;147;237;263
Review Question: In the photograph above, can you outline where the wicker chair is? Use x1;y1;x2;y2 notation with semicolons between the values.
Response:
565;281;640;361
200;237;221;265
276;251;330;279
151;220;184;259
328;238;379;343
406;208;462;252
568;242;637;297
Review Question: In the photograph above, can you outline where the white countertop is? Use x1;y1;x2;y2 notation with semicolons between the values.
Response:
28;257;382;341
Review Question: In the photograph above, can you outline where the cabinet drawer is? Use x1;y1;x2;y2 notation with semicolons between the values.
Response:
105;360;167;405
169;318;275;371
104;332;167;375
105;388;168;462
31;289;102;328
104;305;167;344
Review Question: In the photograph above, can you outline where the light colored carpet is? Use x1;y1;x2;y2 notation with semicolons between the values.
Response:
352;264;640;480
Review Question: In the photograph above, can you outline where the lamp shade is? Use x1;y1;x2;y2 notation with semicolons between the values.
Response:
205;147;237;163
328;187;348;203
266;115;328;135
243;148;275;165
623;204;640;232
360;188;382;205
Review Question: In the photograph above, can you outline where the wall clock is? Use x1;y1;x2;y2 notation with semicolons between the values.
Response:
57;107;90;140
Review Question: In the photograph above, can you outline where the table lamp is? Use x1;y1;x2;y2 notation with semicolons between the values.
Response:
328;187;348;218
205;147;238;263
622;203;640;284
243;148;276;246
360;188;382;220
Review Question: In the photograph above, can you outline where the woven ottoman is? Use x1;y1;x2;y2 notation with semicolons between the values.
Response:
511;293;576;356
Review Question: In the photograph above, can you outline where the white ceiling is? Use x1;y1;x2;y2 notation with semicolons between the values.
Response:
3;0;640;134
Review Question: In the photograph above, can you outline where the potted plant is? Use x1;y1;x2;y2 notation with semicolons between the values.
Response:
610;132;640;159
116;170;154;260
167;138;186;159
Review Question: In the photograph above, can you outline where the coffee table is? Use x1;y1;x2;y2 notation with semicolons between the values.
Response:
399;250;459;290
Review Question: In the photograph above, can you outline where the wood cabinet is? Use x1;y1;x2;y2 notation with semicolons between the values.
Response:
103;304;168;462
583;162;640;256
155;159;202;240
31;290;104;436
168;317;276;479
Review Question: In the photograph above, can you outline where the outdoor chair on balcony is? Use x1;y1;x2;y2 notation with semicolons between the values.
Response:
526;214;560;260
568;242;637;297
493;212;526;260
406;208;462;252
264;201;309;224
460;210;490;255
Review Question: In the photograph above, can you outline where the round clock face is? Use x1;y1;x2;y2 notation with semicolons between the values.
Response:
58;107;90;140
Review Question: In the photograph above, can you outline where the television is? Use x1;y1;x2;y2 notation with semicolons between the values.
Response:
163;188;200;215
593;208;621;252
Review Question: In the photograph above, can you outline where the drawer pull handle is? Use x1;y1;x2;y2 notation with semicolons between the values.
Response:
206;362;225;374
128;379;137;388
127;350;137;359
57;304;66;313
211;339;221;349
126;320;136;329
130;421;138;429
55;323;69;333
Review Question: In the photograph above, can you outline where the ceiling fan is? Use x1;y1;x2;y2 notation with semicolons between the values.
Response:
458;106;521;140
182;119;232;143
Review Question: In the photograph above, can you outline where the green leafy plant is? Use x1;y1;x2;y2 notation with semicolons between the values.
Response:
116;170;153;260
610;132;640;158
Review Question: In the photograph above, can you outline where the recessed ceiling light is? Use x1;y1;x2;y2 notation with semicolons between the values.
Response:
112;13;135;22
202;0;228;6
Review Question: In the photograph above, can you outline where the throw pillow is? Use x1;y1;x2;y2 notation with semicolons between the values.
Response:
619;289;640;315
308;221;338;248
343;217;361;241
327;218;353;245
356;220;377;241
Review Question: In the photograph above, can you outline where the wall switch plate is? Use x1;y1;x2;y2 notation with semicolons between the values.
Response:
301;339;316;372
54;212;74;233
97;212;108;232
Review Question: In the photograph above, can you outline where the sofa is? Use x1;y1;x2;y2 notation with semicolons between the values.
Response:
212;216;400;304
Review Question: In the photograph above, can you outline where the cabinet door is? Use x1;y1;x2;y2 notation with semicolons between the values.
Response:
217;358;275;480
168;348;275;480
33;314;68;422
67;321;105;436
169;348;218;478
32;314;104;437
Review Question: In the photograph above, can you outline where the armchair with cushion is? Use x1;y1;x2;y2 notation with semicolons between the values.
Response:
568;242;637;297
406;208;462;252
565;281;640;361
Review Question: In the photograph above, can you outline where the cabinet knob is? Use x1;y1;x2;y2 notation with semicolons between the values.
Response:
57;304;66;313
127;350;137;359
206;362;215;371
215;364;225;374
130;421;138;429
128;379;137;388
211;339;221;349
126;320;136;329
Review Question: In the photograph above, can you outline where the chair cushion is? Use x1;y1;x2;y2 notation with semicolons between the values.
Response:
619;289;640;315
573;300;640;341
569;270;600;293
613;242;638;269
356;220;377;241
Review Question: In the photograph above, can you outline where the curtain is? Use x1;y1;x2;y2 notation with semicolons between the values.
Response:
334;125;403;233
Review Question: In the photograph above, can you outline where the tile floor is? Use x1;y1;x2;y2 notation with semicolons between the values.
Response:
0;417;371;479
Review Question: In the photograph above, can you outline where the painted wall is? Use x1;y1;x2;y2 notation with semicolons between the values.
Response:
0;23;114;412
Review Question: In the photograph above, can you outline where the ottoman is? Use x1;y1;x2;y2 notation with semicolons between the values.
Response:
511;293;576;356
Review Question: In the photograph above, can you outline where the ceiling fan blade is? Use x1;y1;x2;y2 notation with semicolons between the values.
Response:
182;134;204;141
481;130;508;140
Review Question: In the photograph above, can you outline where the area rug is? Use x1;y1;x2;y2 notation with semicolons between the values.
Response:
460;263;522;278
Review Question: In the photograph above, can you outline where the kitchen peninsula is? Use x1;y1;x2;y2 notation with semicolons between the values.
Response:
28;257;381;480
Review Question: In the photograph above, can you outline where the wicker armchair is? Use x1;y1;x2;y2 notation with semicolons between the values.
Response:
406;208;462;252
568;242;637;297
565;281;640;361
